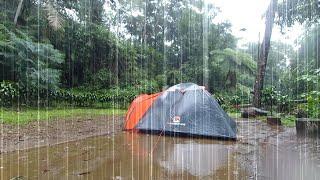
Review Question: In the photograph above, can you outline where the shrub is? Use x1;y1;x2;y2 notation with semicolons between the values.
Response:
299;91;320;118
213;92;239;113
0;81;18;106
92;69;114;89
282;115;296;127
262;86;292;114
277;94;291;112
213;93;225;105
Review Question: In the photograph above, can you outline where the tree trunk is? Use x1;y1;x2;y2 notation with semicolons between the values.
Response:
225;70;237;88
14;0;24;25
202;1;209;88
253;0;278;107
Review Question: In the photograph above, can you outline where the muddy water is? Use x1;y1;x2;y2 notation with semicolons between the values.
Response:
257;132;320;180
1;132;247;179
2;120;320;179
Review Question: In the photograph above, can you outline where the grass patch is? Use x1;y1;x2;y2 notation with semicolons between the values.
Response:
228;112;241;119
255;114;296;127
281;115;296;127
0;107;126;124
255;116;267;121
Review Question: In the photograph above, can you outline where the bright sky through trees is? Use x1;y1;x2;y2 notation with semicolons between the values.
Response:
103;0;303;48
211;0;303;48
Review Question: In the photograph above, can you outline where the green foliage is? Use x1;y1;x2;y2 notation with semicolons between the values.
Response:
306;92;320;118
92;69;114;89
215;83;252;110
0;80;159;108
262;86;292;114
298;68;320;91
0;81;18;106
0;0;292;114
277;94;291;112
234;83;252;104
54;83;159;108
209;48;256;90
211;48;256;74
262;87;279;107
213;87;251;113
296;68;320;118
114;0;237;89
213;93;226;106
49;88;133;108
277;0;320;28
229;95;241;105
281;115;296;127
0;23;64;91
0;108;125;124
299;91;320;118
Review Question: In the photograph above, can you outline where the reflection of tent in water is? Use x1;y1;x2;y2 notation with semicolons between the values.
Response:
124;132;234;177
158;143;231;176
124;83;237;139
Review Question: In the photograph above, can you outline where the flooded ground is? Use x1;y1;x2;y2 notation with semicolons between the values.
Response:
1;119;320;179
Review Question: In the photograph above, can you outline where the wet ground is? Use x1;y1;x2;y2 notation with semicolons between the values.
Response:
1;118;320;179
0;115;123;153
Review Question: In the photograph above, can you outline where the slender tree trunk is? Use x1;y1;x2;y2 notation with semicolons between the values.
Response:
202;1;209;88
14;0;24;25
253;0;278;107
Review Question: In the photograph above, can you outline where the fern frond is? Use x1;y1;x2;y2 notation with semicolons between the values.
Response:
44;1;63;30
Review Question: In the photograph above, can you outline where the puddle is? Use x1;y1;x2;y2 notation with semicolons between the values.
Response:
257;135;320;180
0;132;247;179
2;121;320;179
258;143;320;180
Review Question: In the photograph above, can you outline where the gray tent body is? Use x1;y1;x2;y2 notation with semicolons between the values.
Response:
136;83;237;139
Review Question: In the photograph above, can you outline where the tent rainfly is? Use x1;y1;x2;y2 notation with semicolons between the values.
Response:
124;83;237;140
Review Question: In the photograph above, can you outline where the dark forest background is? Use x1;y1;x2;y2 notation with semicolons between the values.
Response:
1;0;319;119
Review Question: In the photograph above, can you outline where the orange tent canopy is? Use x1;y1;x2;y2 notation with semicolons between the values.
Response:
124;92;161;130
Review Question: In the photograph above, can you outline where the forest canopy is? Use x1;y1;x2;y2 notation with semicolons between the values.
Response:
0;0;319;118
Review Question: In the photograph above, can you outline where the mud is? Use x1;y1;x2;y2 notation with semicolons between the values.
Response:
1;117;320;179
0;115;123;153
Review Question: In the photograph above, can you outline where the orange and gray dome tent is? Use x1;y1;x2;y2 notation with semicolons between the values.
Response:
124;83;237;139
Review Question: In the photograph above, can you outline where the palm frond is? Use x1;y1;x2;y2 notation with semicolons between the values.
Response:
210;48;257;74
44;1;63;31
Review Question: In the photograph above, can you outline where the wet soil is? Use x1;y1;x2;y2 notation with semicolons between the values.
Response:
0;115;123;153
1;117;320;179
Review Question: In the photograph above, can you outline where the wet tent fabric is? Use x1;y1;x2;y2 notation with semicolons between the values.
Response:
125;83;237;139
124;93;161;130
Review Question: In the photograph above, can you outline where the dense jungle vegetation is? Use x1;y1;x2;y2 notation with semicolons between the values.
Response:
0;0;319;122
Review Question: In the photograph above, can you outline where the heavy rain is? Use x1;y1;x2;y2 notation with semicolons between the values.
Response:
1;0;320;179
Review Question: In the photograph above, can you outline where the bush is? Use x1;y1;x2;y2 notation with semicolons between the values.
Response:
262;86;292;113
0;24;64;92
214;86;251;106
92;69;114;89
213;92;239;113
0;83;141;108
230;95;241;105
282;115;296;127
299;91;320;118
0;73;163;108
0;81;18;106
277;94;291;112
